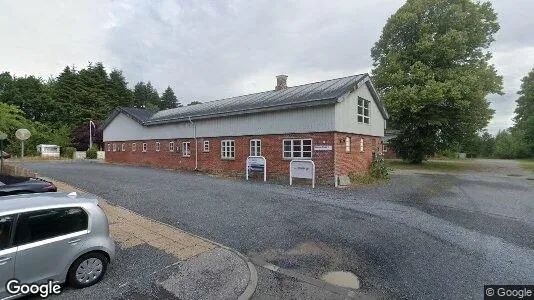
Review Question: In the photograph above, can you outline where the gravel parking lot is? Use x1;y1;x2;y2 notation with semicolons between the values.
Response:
22;160;534;299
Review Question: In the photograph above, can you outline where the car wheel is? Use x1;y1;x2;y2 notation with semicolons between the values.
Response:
67;252;108;288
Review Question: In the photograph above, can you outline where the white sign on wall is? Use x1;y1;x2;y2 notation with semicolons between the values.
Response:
246;156;266;182
314;145;332;151
289;160;315;188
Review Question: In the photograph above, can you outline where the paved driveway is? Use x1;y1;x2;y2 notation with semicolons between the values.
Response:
22;160;534;299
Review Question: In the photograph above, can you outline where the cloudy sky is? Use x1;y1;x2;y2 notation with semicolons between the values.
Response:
1;0;533;134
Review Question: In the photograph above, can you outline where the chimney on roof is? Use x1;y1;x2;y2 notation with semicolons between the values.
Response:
275;75;288;90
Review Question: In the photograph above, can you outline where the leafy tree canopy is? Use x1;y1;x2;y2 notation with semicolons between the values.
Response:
513;68;534;155
160;86;181;110
372;0;503;163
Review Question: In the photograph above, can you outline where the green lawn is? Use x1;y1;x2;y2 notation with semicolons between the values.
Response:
386;159;477;172
518;159;534;173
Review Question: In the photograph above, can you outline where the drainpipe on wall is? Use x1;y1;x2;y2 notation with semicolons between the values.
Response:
188;117;198;170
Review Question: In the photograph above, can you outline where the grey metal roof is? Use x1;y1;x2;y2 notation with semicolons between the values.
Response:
102;73;388;129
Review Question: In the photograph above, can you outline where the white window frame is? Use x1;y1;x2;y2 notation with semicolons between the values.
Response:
250;139;261;156
121;143;125;152
345;137;351;153
112;144;116;152
203;140;210;152
357;97;370;124
132;142;136;152
107;144;111;152
283;139;312;159
169;141;174;152
221;140;235;160
142;143;147;153
182;142;191;157
360;138;364;152
155;141;160;152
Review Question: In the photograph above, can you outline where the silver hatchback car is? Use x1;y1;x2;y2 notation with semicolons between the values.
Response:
0;192;115;298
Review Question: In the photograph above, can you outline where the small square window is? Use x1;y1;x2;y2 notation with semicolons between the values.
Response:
203;140;210;152
132;142;136;152
360;138;364;152
121;143;125;152
221;140;235;159
112;144;116;152
182;142;191;157
250;139;261;156
142;143;147;152
155;141;160;152
169;141;175;152
107;144;111;152
345;137;351;153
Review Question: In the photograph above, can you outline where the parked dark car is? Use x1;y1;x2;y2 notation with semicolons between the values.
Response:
0;151;10;159
0;175;57;196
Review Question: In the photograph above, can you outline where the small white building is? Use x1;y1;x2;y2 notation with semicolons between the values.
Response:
36;144;60;158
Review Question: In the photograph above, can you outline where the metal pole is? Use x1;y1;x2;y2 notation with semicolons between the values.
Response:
21;140;24;171
89;120;93;149
0;139;4;173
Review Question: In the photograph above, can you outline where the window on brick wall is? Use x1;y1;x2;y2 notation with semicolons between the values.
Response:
142;143;147;152
345;137;351;153
132;142;136;152
221;140;235;159
107;144;111;152
182;142;191;157
121;143;125;152
357;97;370;124
155;141;160;152
360;138;364;152
203;140;210;152
383;144;388;153
283;139;312;159
250;139;261;156
169;141;174;152
112;144;116;152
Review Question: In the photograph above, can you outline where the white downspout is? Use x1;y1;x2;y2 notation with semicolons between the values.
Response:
188;117;198;170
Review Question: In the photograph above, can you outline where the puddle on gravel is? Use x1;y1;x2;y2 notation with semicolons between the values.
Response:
321;271;360;289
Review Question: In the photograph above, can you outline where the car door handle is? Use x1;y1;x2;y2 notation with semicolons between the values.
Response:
68;239;81;245
0;257;11;265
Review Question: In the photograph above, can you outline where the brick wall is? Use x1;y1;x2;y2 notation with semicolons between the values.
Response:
105;132;379;184
333;132;382;177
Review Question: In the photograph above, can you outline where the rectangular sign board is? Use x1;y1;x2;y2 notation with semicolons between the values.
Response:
290;161;314;179
314;145;332;151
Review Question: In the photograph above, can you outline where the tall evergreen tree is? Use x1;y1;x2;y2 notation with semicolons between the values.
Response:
108;70;133;108
371;0;503;163
133;81;159;110
160;86;181;110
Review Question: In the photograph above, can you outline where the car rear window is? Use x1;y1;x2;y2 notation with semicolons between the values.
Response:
0;215;14;250
14;207;88;245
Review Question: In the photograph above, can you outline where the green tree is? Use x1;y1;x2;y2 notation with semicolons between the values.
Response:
160;86;181;110
107;70;133;108
371;0;503;163
133;81;159;110
493;129;529;159
513;68;534;156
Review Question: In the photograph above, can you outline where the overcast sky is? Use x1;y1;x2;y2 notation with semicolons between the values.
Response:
1;0;533;134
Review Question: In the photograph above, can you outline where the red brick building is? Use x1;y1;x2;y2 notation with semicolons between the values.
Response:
102;74;388;185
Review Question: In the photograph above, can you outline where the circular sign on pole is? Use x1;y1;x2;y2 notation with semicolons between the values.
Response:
15;128;31;141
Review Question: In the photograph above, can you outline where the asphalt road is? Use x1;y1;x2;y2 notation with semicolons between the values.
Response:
21;160;534;299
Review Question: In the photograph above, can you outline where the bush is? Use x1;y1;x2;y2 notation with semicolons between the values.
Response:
369;160;391;180
86;146;98;159
62;147;76;159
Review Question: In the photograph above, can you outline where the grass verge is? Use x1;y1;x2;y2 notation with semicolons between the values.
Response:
386;159;476;172
518;159;534;173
